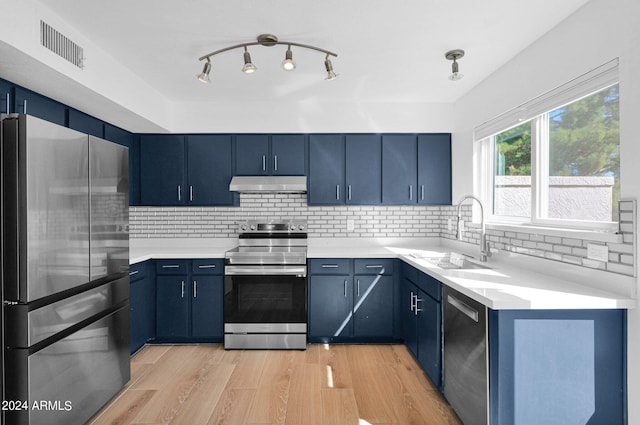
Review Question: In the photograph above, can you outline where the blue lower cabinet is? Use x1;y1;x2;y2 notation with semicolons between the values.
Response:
308;258;397;342
154;259;224;342
489;309;626;425
309;275;353;340
191;275;224;338
129;261;155;354
400;263;442;390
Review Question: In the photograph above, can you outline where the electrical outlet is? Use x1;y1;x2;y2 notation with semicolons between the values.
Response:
346;219;355;232
587;243;609;262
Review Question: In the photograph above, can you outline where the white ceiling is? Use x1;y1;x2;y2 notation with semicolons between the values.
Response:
37;0;590;106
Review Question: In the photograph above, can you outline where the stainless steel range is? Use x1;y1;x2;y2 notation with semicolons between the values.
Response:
224;220;307;349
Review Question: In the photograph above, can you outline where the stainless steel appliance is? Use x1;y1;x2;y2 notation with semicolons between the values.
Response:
443;286;489;425
224;220;307;349
1;114;130;425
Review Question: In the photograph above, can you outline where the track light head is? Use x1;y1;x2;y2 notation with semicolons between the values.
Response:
324;56;337;81
282;45;296;71
242;47;257;74
445;49;465;81
197;58;212;83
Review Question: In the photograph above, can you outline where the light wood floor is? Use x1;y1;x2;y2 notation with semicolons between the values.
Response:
88;344;462;425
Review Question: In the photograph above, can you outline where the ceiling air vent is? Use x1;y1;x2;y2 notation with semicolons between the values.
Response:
40;20;84;69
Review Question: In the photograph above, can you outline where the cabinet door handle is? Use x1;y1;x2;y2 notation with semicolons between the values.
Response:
181;281;185;298
409;185;413;201
357;279;360;297
365;265;383;268
193;281;197;298
348;185;352;201
198;264;217;269
336;185;340;200
410;291;416;312
274;155;278;172
344;280;348;297
162;264;180;269
189;186;193;201
421;185;425;201
129;270;139;276
262;155;266;171
23;99;27;114
321;264;339;268
177;185;182;201
415;297;424;315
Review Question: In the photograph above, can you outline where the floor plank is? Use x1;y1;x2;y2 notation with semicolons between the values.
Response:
88;344;462;425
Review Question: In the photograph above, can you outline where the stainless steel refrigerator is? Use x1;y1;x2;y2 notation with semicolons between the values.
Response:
1;114;130;425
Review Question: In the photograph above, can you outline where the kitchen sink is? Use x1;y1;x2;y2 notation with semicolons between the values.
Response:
409;252;490;270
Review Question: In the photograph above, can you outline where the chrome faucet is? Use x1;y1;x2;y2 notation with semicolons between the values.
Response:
456;195;491;262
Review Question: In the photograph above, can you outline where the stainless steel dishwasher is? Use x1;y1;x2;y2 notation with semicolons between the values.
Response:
443;286;489;425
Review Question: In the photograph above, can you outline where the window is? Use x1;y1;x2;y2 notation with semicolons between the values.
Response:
476;60;620;231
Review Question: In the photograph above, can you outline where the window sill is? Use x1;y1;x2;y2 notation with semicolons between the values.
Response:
485;222;623;244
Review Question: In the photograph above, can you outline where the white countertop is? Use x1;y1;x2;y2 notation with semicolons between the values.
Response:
130;237;636;310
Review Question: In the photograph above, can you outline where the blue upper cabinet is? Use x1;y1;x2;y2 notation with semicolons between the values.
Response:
271;134;306;175
418;134;452;205
308;134;345;205
104;124;138;205
104;123;133;147
382;134;418;204
0;79;11;114
235;135;270;175
235;134;306;176
345;135;381;205
187;135;234;206
13;87;67;127
140;135;186;205
68;109;104;138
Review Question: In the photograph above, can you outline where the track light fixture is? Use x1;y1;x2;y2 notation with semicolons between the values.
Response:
445;49;465;81
197;34;338;82
242;46;257;74
197;58;212;83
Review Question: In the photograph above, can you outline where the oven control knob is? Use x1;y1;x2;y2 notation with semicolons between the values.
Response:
290;224;297;231
250;224;256;231
299;224;305;231
240;224;248;232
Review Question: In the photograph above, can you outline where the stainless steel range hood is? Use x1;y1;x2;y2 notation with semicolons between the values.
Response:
229;176;307;193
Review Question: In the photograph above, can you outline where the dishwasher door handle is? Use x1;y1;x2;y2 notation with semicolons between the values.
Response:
447;294;479;322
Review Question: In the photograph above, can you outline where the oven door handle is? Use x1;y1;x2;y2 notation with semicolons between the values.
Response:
224;265;307;277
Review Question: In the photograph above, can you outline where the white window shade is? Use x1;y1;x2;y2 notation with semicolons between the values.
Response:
474;58;619;141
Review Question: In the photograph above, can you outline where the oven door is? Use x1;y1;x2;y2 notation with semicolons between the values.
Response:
224;265;307;349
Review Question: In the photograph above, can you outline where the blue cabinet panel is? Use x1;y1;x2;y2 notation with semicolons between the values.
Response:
128;136;141;205
353;258;394;275
417;290;441;388
235;134;269;175
140;135;185;205
13;87;66;126
104;123;133;147
345;135;381;205
68;109;104;138
271;134;306;175
155;259;188;275
382;134;417;204
156;276;190;338
308;275;353;340
401;277;419;358
308;258;351;275
187;135;234;205
308;135;345;205
191;259;224;275
0;79;11;114
353;275;393;337
490;309;626;425
418;134;452;205
191;275;223;338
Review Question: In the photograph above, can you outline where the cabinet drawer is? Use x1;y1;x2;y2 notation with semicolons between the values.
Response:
155;260;188;275
418;272;441;302
191;259;224;275
309;259;351;275
129;262;147;281
353;258;394;275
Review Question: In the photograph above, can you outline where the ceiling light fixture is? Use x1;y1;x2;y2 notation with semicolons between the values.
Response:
242;46;257;74
197;58;212;83
445;49;465;81
197;34;338;82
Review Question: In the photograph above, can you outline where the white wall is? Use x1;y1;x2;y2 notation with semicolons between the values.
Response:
452;0;640;421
